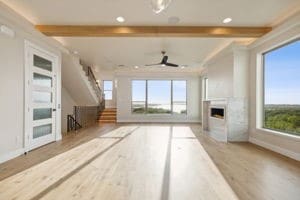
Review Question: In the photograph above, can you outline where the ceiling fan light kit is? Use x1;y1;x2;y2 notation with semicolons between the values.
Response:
151;0;173;13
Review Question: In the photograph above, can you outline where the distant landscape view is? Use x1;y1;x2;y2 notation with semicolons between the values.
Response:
132;101;186;114
132;80;187;115
264;40;300;137
264;105;300;136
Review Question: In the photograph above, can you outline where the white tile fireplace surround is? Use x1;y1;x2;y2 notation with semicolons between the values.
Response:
202;98;248;142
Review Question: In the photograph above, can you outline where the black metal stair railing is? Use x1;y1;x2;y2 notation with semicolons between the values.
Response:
67;114;82;132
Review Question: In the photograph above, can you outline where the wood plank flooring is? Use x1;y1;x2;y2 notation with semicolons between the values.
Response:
0;123;299;200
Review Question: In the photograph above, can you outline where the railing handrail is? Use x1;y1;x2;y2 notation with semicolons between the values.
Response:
85;66;105;103
88;67;102;92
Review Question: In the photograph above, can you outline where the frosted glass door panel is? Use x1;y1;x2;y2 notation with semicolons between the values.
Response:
33;124;52;139
33;55;52;72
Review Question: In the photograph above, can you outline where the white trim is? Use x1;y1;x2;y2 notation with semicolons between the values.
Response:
249;137;300;161
0;148;25;164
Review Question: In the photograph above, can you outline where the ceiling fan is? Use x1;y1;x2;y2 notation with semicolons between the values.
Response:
145;51;179;67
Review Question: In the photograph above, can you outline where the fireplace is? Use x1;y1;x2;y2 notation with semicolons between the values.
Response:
210;107;225;119
203;98;248;142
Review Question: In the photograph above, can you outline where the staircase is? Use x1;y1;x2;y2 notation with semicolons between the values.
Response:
99;108;117;123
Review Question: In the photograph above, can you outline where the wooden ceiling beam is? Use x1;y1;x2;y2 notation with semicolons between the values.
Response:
35;25;272;38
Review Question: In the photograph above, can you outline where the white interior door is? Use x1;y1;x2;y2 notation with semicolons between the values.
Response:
26;45;58;151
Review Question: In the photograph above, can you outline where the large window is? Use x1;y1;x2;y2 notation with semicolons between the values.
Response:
173;80;187;114
263;40;300;136
148;80;172;114
131;80;187;114
103;80;113;100
132;80;146;113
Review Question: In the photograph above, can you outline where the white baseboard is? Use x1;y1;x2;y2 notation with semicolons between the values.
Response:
0;148;25;164
249;137;300;161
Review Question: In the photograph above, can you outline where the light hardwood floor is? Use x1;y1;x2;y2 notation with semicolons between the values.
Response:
0;124;299;200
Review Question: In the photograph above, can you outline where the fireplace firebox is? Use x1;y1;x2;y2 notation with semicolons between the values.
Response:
210;107;225;119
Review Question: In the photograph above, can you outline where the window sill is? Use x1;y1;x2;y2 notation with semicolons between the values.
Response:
257;128;300;142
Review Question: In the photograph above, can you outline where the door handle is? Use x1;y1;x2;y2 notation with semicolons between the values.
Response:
52;109;56;112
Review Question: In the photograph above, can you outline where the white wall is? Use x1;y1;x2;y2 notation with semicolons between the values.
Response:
61;87;78;133
205;52;234;99
233;49;249;98
0;3;64;163
248;13;300;161
61;54;99;106
116;72;201;123
203;44;249;100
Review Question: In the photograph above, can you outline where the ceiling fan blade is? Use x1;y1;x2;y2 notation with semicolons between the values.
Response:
161;55;168;64
165;62;179;67
145;63;162;66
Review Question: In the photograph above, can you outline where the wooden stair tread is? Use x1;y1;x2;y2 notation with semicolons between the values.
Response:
98;108;117;123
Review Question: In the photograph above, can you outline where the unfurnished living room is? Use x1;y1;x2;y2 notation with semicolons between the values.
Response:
0;0;300;200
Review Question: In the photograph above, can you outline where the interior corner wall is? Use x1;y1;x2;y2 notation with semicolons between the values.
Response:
61;87;78;133
249;23;300;161
116;73;201;123
0;4;62;163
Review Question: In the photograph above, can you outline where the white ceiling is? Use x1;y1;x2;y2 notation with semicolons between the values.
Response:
3;0;300;26
2;0;300;72
55;37;233;70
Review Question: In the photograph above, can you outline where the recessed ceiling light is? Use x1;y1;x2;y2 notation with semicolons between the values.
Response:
73;50;79;55
116;16;125;23
134;66;139;69
223;18;232;24
181;66;185;69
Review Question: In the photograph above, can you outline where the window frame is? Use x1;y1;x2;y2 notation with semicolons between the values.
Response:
259;38;300;138
103;80;113;100
131;79;187;115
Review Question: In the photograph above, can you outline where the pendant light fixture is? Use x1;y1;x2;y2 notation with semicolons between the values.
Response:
151;0;172;14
